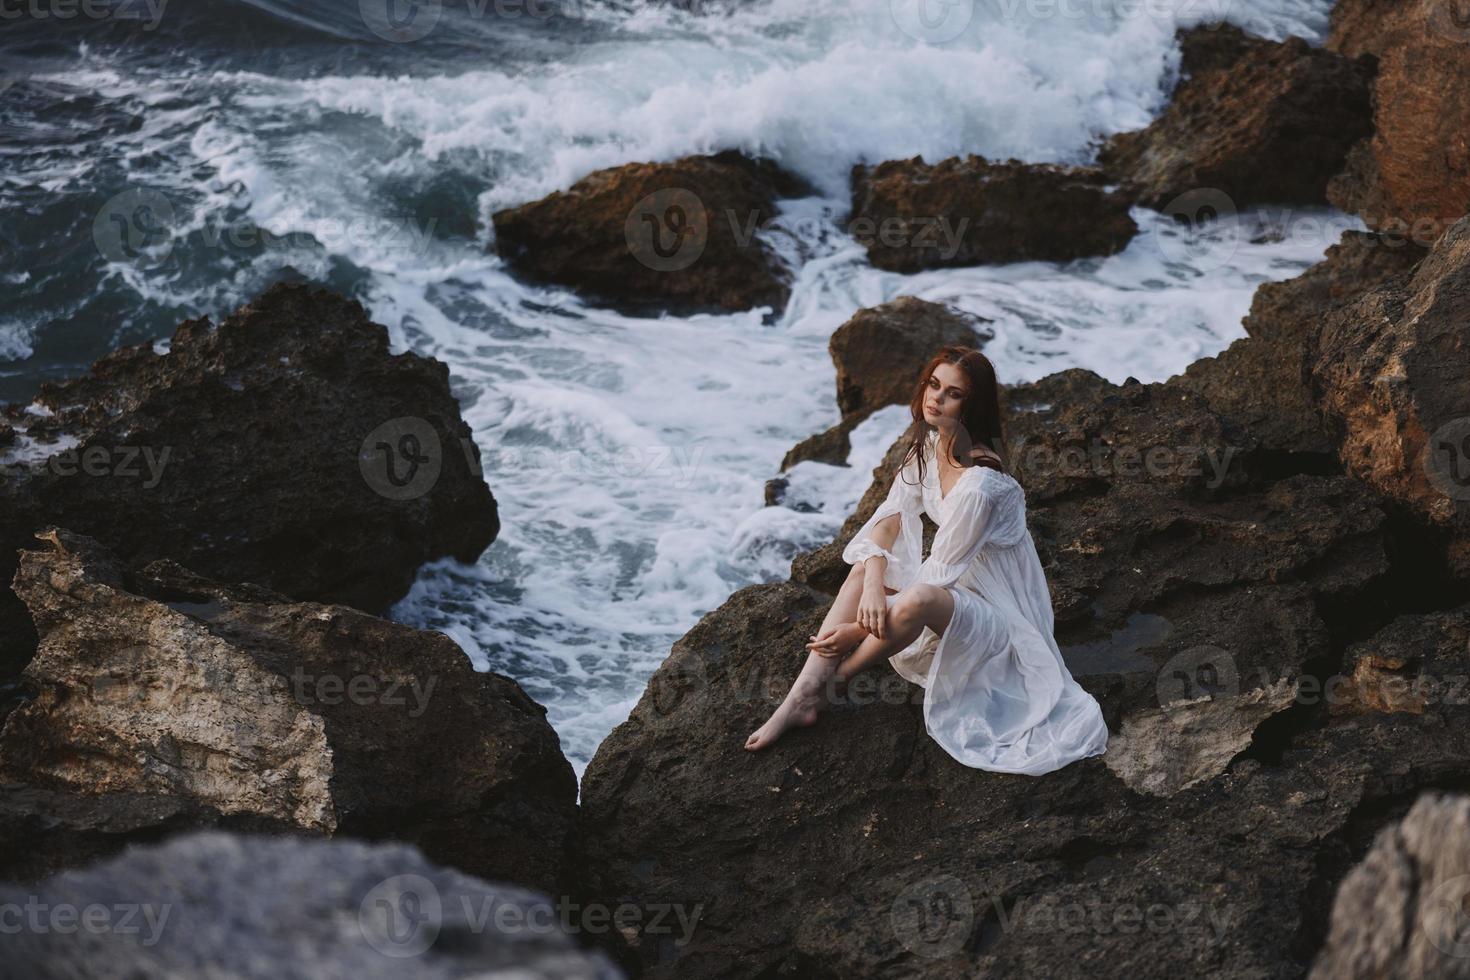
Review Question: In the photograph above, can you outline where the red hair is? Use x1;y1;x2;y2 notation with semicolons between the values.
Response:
896;345;1008;489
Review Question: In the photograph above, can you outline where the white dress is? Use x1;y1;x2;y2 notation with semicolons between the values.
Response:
841;430;1110;775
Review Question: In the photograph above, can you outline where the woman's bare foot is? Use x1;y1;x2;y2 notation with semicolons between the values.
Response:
744;679;823;751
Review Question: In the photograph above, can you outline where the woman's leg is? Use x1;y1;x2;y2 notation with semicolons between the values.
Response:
744;563;875;751
834;584;954;682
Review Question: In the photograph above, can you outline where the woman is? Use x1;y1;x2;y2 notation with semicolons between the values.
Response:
744;345;1109;775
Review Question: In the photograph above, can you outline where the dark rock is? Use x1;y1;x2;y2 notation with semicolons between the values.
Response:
1173;229;1425;457
0;529;577;897
1099;27;1374;209
577;574;1470;977
0;283;498;682
492;151;804;317
1176;21;1274;78
849;155;1137;273
1;831;625;979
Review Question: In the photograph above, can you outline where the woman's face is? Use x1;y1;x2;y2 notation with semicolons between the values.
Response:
923;362;969;425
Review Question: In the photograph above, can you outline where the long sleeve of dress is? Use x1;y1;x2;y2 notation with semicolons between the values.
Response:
841;457;925;592
918;481;996;589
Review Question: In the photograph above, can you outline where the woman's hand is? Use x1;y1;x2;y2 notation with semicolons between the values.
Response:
806;622;868;658
856;581;887;640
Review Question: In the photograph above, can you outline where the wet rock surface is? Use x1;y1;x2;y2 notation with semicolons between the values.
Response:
492;151;804;317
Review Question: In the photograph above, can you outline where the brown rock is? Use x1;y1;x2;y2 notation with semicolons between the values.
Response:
849;155;1136;273
492;151;804;316
1174;229;1424;457
579;556;1470;978
0;530;578;895
1099;25;1373;209
780;298;990;471
1312;217;1470;579
575;181;1470;977
1325;0;1470;240
832;297;989;420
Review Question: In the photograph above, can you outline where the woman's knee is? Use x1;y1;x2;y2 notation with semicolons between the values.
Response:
893;584;944;622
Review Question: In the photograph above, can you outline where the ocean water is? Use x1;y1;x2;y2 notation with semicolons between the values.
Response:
0;0;1350;780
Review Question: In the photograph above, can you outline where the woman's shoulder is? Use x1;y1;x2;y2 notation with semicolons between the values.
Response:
972;464;1023;501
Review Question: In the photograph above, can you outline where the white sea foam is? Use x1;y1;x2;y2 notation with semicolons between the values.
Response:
20;0;1341;785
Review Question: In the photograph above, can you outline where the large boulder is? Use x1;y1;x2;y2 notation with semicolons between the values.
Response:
0;530;578;897
0;283;498;682
1311;217;1470;579
578;570;1470;977
577;202;1470;973
849;155;1137;273
492;151;805;316
1326;0;1470;241
1099;24;1373;209
2;831;625;979
1310;791;1470;979
779;298;990;472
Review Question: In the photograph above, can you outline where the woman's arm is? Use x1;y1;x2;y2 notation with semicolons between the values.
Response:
841;458;924;591
917;481;996;589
